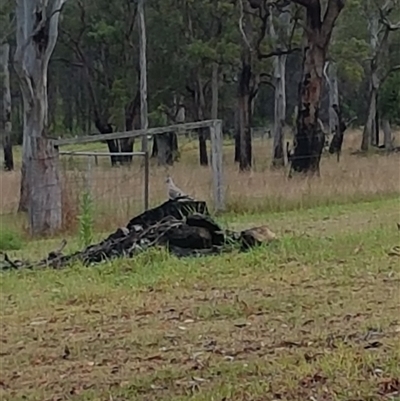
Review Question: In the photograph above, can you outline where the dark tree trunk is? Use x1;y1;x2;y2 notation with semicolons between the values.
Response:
1;43;14;171
193;75;208;166
3;141;14;171
199;128;208;166
151;138;158;158
235;130;240;163
94;120;119;166
237;61;252;171
290;0;344;175
234;108;240;163
119;92;140;165
328;104;347;162
156;133;174;166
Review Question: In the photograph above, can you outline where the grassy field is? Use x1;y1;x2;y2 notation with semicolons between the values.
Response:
1;197;400;400
1;129;400;400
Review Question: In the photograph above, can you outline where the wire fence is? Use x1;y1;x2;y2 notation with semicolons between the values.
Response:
1;127;398;236
60;151;148;233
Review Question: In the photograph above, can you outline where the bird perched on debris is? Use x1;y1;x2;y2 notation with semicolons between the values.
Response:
166;176;193;200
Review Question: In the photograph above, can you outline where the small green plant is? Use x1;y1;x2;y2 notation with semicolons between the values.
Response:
78;190;94;248
0;229;24;251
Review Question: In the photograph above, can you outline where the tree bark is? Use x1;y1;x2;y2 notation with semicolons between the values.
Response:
0;43;14;171
328;104;347;161
14;0;66;234
290;0;344;175
269;7;290;168
382;118;393;151
361;87;378;151
326;62;339;135
237;60;252;171
271;54;287;168
195;75;208;166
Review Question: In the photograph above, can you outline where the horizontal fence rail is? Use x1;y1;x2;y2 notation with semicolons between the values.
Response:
59;151;146;156
54;119;222;147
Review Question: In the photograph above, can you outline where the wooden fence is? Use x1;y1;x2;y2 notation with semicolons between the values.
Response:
54;119;225;224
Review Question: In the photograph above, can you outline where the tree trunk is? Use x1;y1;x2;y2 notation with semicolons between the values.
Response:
272;54;287;167
269;7;290;168
234;107;240;163
290;0;344;175
326;62;339;135
361;9;380;151
0;43;14;171
237;61;252;171
382;118;393;151
195;75;208;166
291;45;325;174
14;0;66;234
361;87;378;151
328;104;347;161
374;104;380;147
157;133;174;166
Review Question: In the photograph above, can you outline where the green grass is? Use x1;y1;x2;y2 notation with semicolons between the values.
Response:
1;198;400;400
0;228;24;251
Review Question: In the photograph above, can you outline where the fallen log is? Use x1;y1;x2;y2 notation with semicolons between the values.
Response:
0;199;276;271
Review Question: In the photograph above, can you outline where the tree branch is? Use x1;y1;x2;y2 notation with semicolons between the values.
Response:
239;0;252;51
43;0;69;66
258;47;301;59
289;0;316;7
321;0;345;45
381;65;400;84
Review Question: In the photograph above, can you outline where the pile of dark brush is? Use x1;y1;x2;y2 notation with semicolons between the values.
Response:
1;199;274;271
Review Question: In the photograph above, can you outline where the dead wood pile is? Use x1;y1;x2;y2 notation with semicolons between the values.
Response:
0;199;275;271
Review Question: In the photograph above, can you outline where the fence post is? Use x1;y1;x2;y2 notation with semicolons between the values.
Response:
210;120;225;212
84;155;92;201
144;150;149;210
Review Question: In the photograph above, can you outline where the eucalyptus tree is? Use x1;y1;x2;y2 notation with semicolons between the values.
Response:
14;0;68;234
57;0;140;166
0;0;14;171
288;0;345;175
360;0;400;151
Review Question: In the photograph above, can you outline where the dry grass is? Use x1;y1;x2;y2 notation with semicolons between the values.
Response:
1;198;399;401
1;129;399;233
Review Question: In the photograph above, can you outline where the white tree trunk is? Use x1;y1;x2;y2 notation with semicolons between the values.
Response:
382;118;393;151
14;0;67;235
0;42;14;171
361;8;380;151
270;8;290;167
326;62;339;135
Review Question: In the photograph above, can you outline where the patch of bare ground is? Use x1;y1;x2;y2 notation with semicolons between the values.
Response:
1;198;399;400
